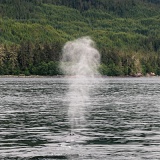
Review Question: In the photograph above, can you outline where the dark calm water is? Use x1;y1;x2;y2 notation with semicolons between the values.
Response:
0;77;160;160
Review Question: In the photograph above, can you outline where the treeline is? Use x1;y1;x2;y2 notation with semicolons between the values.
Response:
0;42;61;75
100;49;160;76
1;41;160;76
0;0;160;76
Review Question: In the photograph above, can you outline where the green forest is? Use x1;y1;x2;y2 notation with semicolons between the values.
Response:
0;0;160;76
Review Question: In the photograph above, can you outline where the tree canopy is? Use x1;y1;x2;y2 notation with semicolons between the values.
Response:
0;0;160;76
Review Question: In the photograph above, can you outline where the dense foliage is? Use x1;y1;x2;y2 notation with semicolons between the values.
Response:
0;0;160;76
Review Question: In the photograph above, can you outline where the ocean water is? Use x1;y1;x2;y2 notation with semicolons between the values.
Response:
0;77;160;160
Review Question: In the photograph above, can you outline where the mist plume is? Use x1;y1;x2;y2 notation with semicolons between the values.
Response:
60;36;101;129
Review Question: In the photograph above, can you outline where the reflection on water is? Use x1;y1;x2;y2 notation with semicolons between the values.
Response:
0;77;160;159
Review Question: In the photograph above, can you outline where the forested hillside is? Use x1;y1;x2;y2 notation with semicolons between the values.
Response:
0;0;160;76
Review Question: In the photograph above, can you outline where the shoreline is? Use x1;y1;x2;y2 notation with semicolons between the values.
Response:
0;75;159;78
0;75;64;78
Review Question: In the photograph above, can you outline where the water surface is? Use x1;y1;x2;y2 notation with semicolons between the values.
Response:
0;77;160;159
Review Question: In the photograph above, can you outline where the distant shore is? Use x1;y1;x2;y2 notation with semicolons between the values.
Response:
0;75;63;78
0;75;159;78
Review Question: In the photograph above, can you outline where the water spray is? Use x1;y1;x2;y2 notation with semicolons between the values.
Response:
60;36;101;131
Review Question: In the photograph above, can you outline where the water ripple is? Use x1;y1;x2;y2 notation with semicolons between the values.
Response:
0;77;160;159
